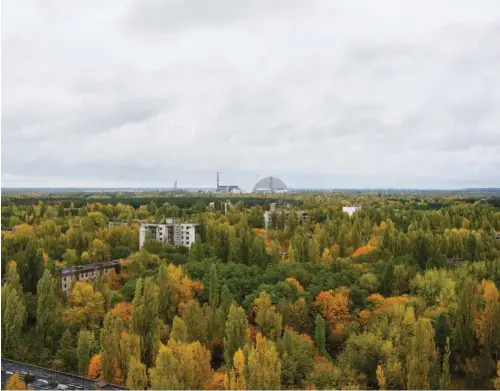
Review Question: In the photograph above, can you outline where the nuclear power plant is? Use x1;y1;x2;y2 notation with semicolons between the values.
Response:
253;176;288;193
216;172;240;193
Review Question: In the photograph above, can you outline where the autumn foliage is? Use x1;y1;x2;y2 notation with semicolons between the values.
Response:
88;354;102;380
205;371;226;390
112;301;132;324
351;244;377;258
286;277;304;292
165;264;203;315
4;373;30;390
314;290;350;334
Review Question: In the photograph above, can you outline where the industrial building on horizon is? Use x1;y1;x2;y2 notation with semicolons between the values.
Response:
216;172;241;193
253;176;288;193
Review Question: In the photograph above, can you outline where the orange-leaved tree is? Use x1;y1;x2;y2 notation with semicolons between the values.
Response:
5;373;32;390
88;354;102;380
314;289;350;335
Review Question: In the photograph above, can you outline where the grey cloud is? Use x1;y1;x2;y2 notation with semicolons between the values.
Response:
2;0;500;188
125;0;305;33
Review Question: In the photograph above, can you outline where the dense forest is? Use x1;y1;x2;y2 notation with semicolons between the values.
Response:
2;193;500;390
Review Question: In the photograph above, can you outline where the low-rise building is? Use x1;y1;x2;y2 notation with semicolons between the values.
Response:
108;221;128;229
59;260;120;296
342;206;361;217
446;257;464;264
139;218;200;248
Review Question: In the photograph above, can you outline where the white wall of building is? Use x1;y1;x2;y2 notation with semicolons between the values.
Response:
140;220;199;248
342;206;360;217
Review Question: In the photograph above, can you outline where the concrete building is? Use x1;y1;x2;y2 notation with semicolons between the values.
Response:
108;221;128;229
263;208;309;229
1;358;127;390
59;260;120;296
342;206;361;217
208;201;232;214
216;172;240;193
139;218;200;248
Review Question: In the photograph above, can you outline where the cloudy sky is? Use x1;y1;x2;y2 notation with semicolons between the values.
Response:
2;0;500;190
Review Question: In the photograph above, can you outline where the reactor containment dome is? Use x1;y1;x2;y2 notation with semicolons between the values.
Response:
252;176;288;193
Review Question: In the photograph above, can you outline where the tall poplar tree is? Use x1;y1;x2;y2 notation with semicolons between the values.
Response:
247;333;281;390
407;317;436;390
456;277;476;362
1;285;26;358
182;299;207;344
224;304;249;366
36;269;59;349
158;263;176;324
100;312;123;382
77;330;96;376
315;314;326;357
170;316;188;342
126;357;147;390
254;291;282;340
440;337;451;390
130;277;159;367
209;263;219;308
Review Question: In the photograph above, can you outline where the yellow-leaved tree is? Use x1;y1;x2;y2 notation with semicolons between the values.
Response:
225;349;247;390
5;373;32;390
247;333;281;390
63;282;105;331
149;339;212;390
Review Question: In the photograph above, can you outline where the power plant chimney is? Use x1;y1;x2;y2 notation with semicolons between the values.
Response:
217;172;220;190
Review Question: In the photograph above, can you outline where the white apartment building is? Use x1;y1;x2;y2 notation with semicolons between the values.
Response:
263;208;309;229
139;218;200;248
342;206;361;217
208;201;232;214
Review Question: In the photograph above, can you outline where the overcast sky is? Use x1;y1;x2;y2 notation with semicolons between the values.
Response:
2;0;500;190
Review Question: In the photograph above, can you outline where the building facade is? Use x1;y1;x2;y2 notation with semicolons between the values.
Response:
59;260;120;296
263;208;309;229
139;218;200;248
342;206;361;217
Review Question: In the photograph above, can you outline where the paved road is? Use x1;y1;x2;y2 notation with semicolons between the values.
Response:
1;358;126;390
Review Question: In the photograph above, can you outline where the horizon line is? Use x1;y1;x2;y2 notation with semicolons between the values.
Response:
2;186;500;191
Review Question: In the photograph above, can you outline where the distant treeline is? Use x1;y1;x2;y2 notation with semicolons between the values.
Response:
1;195;292;209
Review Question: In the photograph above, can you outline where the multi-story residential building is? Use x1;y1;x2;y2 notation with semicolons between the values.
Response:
139;218;200;248
342;206;361;217
208;201;232;214
263;208;309;230
59;260;120;296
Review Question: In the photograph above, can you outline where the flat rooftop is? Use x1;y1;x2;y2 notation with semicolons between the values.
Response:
1;358;127;390
59;260;120;276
